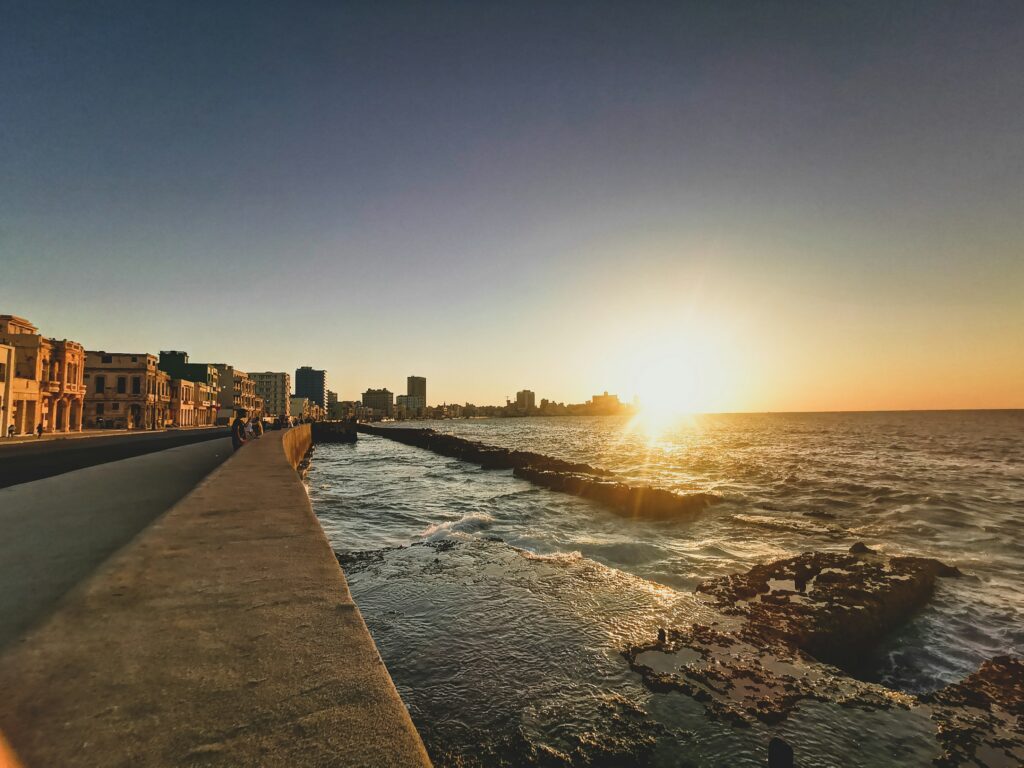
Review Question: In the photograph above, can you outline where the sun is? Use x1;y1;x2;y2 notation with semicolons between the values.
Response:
619;327;737;438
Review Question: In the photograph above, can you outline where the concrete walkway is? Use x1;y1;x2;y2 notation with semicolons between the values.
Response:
0;429;431;767
0;437;232;650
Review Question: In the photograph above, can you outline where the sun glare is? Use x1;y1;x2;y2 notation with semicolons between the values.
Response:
621;327;737;439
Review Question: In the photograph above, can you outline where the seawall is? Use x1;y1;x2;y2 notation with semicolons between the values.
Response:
0;426;431;767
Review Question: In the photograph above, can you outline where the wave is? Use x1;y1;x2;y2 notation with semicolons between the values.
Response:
421;512;495;538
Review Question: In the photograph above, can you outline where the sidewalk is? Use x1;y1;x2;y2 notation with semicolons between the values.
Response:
0;428;431;767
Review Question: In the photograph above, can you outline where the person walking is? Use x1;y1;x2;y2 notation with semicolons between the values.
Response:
230;409;248;451
36;422;43;438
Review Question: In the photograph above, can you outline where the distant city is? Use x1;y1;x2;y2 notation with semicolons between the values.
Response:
0;313;633;437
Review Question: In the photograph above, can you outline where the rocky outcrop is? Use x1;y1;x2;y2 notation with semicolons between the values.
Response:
359;425;720;519
513;465;717;519
926;656;1024;768
695;544;961;670
625;545;1024;765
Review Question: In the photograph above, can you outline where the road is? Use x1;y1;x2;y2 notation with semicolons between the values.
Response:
0;437;232;649
0;427;230;488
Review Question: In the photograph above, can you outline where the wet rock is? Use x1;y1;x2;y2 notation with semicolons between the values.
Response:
925;655;1024;767
360;424;720;520
696;550;961;672
513;466;718;520
849;541;874;554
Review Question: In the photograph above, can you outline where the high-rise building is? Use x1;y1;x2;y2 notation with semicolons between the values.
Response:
515;389;536;411
250;371;292;417
362;388;394;417
407;375;426;405
295;366;328;408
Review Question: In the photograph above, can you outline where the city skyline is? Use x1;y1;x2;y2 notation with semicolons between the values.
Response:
2;3;1022;412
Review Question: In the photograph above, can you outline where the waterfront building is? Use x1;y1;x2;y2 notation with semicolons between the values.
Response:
290;396;310;421
195;381;217;426
0;315;86;435
589;391;622;414
407;376;426;405
159;351;222;404
84;352;171;429
250;371;291;417
0;343;13;437
396;394;425;416
362;388;394;418
206;364;257;422
170;379;196;427
295;366;328;409
515;389;536;411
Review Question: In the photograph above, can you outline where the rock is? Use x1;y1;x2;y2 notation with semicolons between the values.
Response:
925;655;1024;767
360;424;720;520
696;550;961;671
848;541;874;554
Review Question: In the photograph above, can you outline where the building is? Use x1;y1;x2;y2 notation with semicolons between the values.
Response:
159;351;222;403
590;391;622;414
407;375;426;404
362;388;394;418
170;379;196;427
206;364;258;422
84;352;171;429
250;371;292;417
0;343;13;437
295;366;328;409
0;315;86;435
195;381;217;426
396;394;425;415
515;389;536;411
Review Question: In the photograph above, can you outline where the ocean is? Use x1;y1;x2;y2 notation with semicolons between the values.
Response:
306;411;1023;767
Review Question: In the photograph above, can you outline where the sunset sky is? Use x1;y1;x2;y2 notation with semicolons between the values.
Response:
2;2;1022;411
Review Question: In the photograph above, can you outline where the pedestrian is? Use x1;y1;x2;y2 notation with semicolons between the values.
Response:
254;418;264;438
36;422;43;438
230;409;248;451
6;424;14;438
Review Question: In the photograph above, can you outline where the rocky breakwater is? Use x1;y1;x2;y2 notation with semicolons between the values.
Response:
624;544;1022;765
357;424;720;519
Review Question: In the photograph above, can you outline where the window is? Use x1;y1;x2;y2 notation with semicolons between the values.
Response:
112;403;120;411
95;375;106;394
117;377;126;394
132;377;141;395
131;356;138;363
101;355;112;364
96;403;104;415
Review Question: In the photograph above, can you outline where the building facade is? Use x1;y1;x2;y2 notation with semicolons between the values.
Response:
209;364;258;422
407;375;426;404
250;371;292;417
515;389;536;411
362;388;394;418
0;343;13;437
170;379;196;427
295;366;328;408
84;352;171;429
396;394;425;415
0;315;86;435
159;351;221;397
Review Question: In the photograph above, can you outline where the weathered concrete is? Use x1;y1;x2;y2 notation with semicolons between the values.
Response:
0;437;232;649
0;427;230;488
0;428;431;767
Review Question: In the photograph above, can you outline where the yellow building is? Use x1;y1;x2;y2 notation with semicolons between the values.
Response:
0;315;86;435
84;352;171;430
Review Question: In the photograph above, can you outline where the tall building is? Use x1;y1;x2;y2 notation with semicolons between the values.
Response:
159;351;222;401
84;352;171;430
407;375;426;404
0;343;14;437
250;371;292;417
515;389;536;411
295;366;328;408
0;315;86;434
362;388;394;417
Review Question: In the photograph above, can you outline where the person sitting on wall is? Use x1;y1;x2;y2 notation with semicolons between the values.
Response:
230;409;248;451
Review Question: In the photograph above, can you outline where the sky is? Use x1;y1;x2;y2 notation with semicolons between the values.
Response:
2;1;1022;411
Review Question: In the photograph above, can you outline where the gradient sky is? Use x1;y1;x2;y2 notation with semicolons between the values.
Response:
2;2;1022;410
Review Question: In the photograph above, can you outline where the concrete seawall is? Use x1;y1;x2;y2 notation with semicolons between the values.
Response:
0;426;431;767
